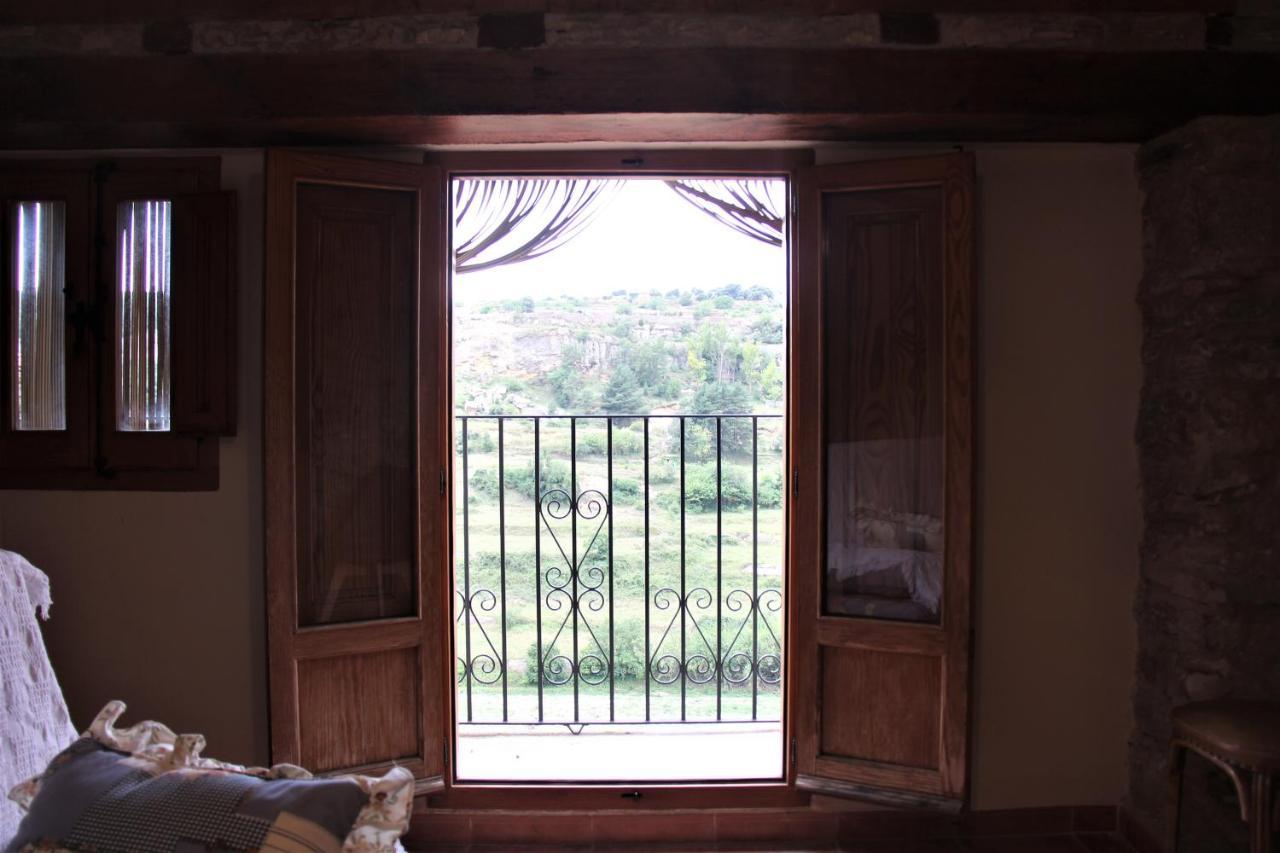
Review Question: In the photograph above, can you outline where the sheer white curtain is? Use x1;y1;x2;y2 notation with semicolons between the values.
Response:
453;178;621;274
115;200;171;432
665;179;785;247
10;201;67;432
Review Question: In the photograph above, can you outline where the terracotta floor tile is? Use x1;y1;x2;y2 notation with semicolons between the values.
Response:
841;839;960;852
953;835;1084;853
1073;834;1138;853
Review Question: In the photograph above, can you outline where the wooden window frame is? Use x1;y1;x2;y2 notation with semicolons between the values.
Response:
264;147;974;820
425;148;811;811
0;155;232;491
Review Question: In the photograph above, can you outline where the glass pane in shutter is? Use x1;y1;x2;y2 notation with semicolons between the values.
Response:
822;187;945;624
115;199;172;432
10;201;68;432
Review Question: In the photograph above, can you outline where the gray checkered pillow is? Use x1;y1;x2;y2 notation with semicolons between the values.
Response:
6;702;414;853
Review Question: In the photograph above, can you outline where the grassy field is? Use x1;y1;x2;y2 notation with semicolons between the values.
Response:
453;415;786;725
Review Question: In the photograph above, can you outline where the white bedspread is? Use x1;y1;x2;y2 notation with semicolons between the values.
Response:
0;550;76;843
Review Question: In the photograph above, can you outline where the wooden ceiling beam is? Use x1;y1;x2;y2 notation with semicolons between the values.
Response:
0;0;1237;27
2;47;1276;147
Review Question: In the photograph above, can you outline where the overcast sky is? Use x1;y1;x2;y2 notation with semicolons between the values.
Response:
451;178;787;303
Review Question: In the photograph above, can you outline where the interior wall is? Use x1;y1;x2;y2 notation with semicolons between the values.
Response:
966;147;1141;810
819;144;1143;810
0;150;268;764
0;145;1141;809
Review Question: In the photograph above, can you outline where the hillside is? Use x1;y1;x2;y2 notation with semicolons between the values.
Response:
453;285;785;417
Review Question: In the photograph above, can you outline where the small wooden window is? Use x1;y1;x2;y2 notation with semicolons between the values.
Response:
0;157;237;490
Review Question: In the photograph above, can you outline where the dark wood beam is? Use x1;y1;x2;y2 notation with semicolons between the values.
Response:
0;1;1237;27
2;48;1276;147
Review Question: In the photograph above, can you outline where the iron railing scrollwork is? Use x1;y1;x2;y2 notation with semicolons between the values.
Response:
455;413;784;729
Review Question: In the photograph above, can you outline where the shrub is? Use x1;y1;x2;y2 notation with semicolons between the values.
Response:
468;467;500;498
503;458;571;500
655;464;753;512
524;618;647;685
757;472;783;508
457;429;496;454
577;428;643;457
612;477;641;501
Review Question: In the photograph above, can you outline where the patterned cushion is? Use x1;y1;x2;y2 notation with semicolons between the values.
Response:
5;702;414;853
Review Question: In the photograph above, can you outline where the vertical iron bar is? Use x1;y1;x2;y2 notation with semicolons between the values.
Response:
752;416;759;721
679;415;687;722
716;416;723;722
498;417;508;722
607;418;615;722
534;418;544;723
571;417;580;723
643;417;651;723
461;417;472;722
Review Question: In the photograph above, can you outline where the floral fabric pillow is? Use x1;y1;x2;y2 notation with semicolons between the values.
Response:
6;702;413;853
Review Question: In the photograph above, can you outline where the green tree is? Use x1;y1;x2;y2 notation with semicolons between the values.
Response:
690;381;754;452
622;340;672;390
602;364;644;413
688;323;743;384
690;380;750;416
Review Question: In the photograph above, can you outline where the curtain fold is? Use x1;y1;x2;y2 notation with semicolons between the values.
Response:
665;179;785;247
453;178;621;274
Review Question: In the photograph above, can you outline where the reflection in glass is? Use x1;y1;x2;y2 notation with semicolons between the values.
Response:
823;190;944;623
10;201;67;432
115;200;171;432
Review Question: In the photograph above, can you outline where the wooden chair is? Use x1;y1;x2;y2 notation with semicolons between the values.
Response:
1168;700;1280;853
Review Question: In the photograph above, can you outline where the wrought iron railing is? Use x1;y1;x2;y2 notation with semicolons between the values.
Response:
454;414;784;730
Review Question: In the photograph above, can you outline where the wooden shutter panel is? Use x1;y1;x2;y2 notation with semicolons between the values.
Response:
172;190;237;435
265;151;448;791
790;153;975;811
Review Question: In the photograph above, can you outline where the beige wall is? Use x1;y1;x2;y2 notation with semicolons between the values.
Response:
816;145;1142;809
969;147;1140;808
0;150;269;764
0;145;1141;808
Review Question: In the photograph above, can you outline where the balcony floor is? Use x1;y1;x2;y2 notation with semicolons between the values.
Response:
455;721;784;782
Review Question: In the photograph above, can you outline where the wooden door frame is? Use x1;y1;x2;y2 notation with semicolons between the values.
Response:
425;147;811;811
265;149;449;793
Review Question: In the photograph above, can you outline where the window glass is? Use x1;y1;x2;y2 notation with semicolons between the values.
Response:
10;200;67;432
115;199;171;432
822;187;945;624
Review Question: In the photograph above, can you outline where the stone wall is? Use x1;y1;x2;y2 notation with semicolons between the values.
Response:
1130;116;1280;851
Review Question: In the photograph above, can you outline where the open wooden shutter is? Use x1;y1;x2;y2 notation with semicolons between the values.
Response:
265;151;449;792
790;153;975;811
171;190;236;435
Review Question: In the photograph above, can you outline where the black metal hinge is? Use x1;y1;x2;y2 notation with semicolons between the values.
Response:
792;468;799;497
790;736;797;766
439;466;447;497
